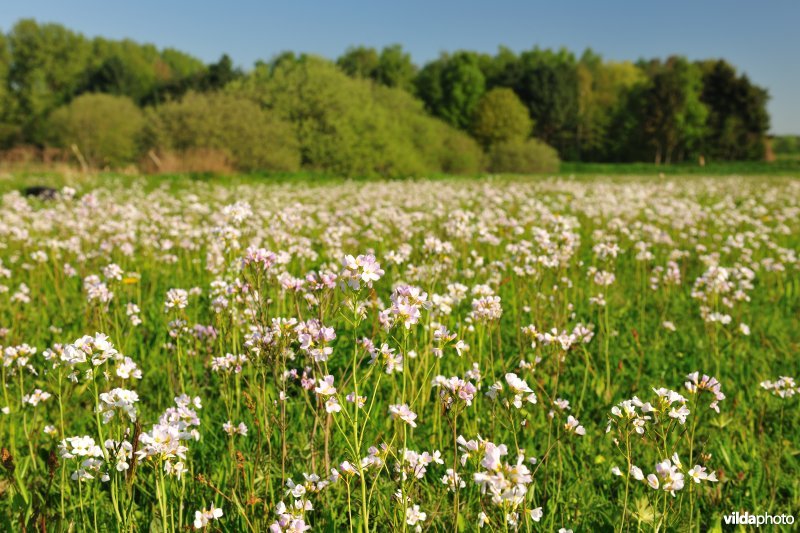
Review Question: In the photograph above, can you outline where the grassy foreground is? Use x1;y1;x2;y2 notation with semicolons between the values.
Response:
0;174;797;531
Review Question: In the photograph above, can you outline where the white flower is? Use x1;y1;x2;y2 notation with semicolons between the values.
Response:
222;421;248;436
389;404;418;427
668;404;690;425
687;465;718;483
564;415;585;436
346;392;366;408
23;388;52;407
97;388;139;423
405;504;427;529
59;436;103;459
325;397;342;413
193;504;223;529
314;375;337;396
164;288;189;311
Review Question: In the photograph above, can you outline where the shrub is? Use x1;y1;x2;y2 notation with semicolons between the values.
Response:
435;124;485;174
470;88;532;149
228;56;484;177
371;85;483;176
48;93;144;167
139;148;233;174
487;138;560;174
145;91;300;172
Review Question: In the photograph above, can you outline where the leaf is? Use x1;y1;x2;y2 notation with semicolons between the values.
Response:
457;512;466;531
709;413;733;429
633;496;655;524
707;514;723;533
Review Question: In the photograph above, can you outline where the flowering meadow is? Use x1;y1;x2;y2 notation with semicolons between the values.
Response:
0;175;798;531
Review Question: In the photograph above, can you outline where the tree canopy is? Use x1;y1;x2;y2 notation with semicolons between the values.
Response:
0;19;775;170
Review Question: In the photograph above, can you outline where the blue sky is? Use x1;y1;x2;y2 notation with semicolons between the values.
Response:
1;0;798;134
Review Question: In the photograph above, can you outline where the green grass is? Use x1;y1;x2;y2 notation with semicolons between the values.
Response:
2;157;798;196
0;174;797;532
560;159;800;176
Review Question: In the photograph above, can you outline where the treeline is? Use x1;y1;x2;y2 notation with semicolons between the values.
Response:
0;19;772;176
772;135;800;158
341;46;770;163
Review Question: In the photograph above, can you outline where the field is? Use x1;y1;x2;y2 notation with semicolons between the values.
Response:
0;173;798;531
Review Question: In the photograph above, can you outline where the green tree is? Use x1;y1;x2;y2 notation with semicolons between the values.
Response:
338;45;416;91
160;47;206;80
470;87;532;148
479;46;518;88
415;52;486;129
81;39;157;102
229;55;481;176
48;93;144;166
83;38;206;105
201;54;241;90
772;135;799;155
699;60;769;160
375;45;416;90
150;47;208;101
232;55;387;175
576;51;646;160
337;46;380;79
512;48;579;158
0;32;19;147
7;19;92;143
637;57;708;163
372;84;484;174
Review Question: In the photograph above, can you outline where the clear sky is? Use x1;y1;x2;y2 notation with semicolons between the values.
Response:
1;0;798;134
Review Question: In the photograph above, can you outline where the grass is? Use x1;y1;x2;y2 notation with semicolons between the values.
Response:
560;159;800;176
0;173;797;531
1;156;799;195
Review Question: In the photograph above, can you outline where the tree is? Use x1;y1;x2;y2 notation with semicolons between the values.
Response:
375;45;416;91
84;38;206;105
0;32;19;147
0;19;776;167
48;93;144;166
575;51;646;160
198;54;242;91
512;48;580;158
337;45;416;91
160;47;206;80
772;135;799;156
337;46;380;79
479;46;518;88
81;42;157;103
638;57;708;164
7;19;92;143
228;55;482;176
699;60;769;160
470;88;531;148
415;52;486;130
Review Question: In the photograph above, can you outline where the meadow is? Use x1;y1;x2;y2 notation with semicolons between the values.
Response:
0;173;797;531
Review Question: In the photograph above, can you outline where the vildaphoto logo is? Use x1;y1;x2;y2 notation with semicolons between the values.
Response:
723;512;795;527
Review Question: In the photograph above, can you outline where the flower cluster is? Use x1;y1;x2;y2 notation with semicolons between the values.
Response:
486;373;538;409
760;376;798;398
